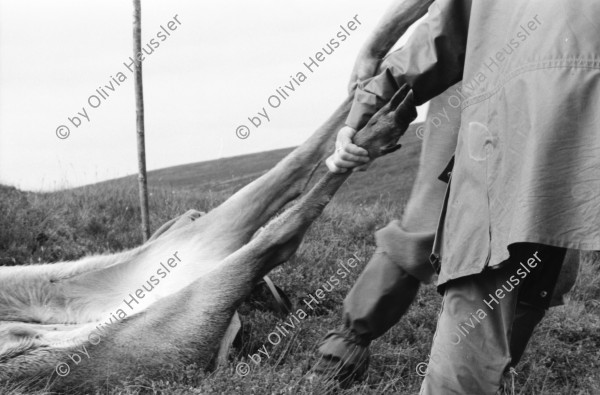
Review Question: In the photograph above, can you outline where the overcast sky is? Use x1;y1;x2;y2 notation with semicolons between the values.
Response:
0;0;426;191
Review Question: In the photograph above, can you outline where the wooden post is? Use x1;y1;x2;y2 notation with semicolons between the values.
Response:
133;0;151;241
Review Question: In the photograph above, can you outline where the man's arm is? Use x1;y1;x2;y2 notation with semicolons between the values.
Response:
347;0;471;131
328;0;470;173
330;0;435;173
348;0;434;93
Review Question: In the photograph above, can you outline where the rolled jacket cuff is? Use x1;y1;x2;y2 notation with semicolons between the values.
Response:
345;90;379;131
345;68;403;131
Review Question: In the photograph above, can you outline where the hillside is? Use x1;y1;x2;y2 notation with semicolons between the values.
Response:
90;125;424;206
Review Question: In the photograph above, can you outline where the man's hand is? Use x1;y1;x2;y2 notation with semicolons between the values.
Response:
326;126;371;173
348;52;382;93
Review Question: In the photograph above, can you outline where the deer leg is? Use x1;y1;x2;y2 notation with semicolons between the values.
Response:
194;96;353;244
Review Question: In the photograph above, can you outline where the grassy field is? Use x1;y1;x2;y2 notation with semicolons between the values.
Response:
1;129;598;394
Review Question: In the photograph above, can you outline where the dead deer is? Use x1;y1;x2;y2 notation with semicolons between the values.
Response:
0;86;417;392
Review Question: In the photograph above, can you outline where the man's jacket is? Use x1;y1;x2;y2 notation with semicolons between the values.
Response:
347;0;600;285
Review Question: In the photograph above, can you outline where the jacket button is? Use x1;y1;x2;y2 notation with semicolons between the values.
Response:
540;291;548;298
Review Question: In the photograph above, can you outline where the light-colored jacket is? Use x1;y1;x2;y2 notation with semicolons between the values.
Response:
346;0;600;285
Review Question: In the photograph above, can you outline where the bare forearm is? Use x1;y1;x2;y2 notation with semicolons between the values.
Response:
362;0;434;59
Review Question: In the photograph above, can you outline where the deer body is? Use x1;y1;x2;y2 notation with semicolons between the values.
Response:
0;89;416;392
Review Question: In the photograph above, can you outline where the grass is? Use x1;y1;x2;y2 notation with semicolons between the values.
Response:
0;130;598;394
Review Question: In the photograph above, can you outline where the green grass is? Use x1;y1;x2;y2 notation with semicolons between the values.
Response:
1;130;598;394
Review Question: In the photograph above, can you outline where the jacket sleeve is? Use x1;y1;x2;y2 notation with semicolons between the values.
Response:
346;0;471;130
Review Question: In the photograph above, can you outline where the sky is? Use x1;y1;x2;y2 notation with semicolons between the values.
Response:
0;0;427;191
